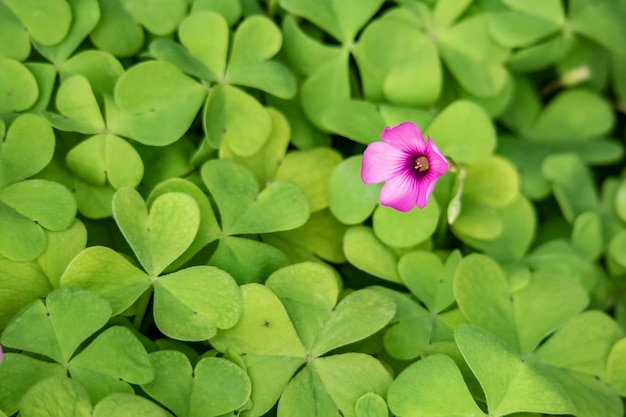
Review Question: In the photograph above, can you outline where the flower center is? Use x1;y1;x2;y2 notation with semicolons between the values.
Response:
414;156;429;173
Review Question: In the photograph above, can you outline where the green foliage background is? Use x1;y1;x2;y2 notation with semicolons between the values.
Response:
1;0;626;416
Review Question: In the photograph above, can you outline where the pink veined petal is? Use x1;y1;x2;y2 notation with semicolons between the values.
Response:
416;176;438;209
361;141;410;184
379;171;419;212
426;137;446;160
425;139;449;176
380;122;426;155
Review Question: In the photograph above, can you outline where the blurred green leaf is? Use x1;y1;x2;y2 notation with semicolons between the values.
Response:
4;0;71;45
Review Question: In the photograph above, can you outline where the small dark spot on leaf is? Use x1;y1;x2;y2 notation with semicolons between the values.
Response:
150;108;156;112
191;371;195;377
118;377;124;382
71;188;77;193
375;106;380;113
509;296;514;303
46;312;50;317
192;311;198;315
34;220;39;225
222;128;227;134
103;170;107;176
439;279;444;284
2;135;6;142
241;352;247;357
594;375;600;381
331;305;336;312
338;409;344;416
263;321;270;328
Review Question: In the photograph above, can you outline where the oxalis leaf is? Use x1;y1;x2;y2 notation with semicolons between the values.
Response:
0;288;154;405
112;187;200;277
60;248;243;341
201;159;310;235
211;263;395;417
141;351;251;417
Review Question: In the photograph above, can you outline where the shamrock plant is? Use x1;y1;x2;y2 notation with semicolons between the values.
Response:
1;0;626;416
210;262;396;417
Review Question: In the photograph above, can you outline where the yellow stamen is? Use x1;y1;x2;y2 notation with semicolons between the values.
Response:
414;156;429;172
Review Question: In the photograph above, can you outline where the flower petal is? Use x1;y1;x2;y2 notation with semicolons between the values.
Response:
416;177;438;209
380;122;426;154
425;138;449;176
379;171;419;212
361;141;410;184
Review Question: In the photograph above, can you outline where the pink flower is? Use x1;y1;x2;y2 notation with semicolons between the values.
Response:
361;122;449;212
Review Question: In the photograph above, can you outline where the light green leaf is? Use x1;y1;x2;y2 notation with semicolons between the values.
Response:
93;393;168;417
424;100;496;163
275;148;342;212
279;0;384;42
178;11;228;80
0;256;52;329
388;354;486;417
278;353;392;417
372;201;440;248
343;226;400;283
454;254;518;349
113;61;206;145
210;284;307;417
542;153;597;223
0;180;76;231
4;0;71;45
262;209;347;263
20;375;92;417
0;59;38;113
33;0;100;64
210;236;289;285
219;107;291;186
227;16;296;99
70;326;154;401
528;89;614;141
203;84;272;156
153;266;242;341
55;75;105;133
147;178;221;270
328;155;381;225
0;354;65;416
121;0;187;35
1;288;111;363
455;324;576;416
534;311;623;376
0;4;31;61
201;159;310;235
60;246;150;315
112;187;201;276
89;0;144;57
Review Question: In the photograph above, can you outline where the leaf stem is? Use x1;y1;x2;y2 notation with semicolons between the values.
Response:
133;288;154;330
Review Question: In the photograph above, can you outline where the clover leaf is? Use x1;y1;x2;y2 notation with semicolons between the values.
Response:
61;188;243;341
201;159;310;235
0;288;154;412
142;351;251;417
151;11;296;156
210;262;395;417
0;114;76;261
388;254;624;417
19;375;169;417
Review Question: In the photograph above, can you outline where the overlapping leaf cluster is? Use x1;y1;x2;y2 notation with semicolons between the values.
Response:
1;0;626;416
